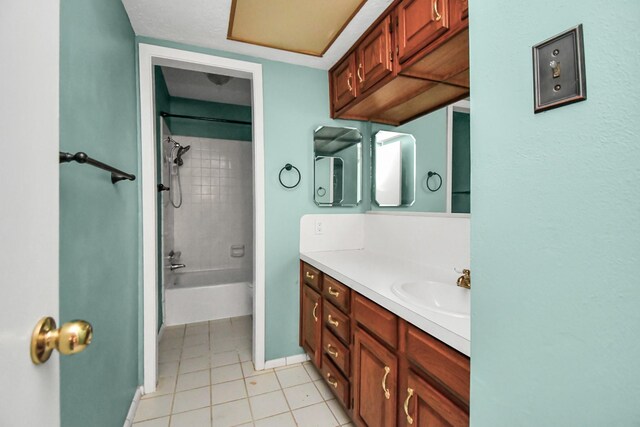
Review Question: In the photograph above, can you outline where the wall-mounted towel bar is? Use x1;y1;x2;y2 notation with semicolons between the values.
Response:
59;152;136;184
160;111;251;126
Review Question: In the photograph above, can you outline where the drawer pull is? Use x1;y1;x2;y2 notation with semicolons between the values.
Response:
326;344;339;358
327;315;339;327
328;287;340;298
433;0;442;22
357;63;364;83
382;366;391;399
404;387;414;424
326;373;338;389
347;74;353;91
312;302;318;322
305;271;315;280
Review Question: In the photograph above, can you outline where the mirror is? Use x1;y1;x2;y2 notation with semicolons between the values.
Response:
373;131;416;207
314;126;362;206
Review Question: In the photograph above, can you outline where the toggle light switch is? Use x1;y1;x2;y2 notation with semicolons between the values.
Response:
533;24;586;113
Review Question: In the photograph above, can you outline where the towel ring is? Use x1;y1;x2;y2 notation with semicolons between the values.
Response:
426;171;442;192
279;163;301;189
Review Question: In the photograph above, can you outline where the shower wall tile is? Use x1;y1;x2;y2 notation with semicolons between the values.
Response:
165;135;254;273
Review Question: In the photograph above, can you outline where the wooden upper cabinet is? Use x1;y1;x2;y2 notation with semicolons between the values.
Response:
300;283;322;367
397;0;450;63
401;369;469;427
353;328;398;427
460;0;468;20
331;52;357;112
356;15;394;93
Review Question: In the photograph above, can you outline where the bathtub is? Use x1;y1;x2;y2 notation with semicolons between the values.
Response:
164;268;253;325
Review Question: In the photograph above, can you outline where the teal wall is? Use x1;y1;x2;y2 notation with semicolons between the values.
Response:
370;108;448;212
451;112;470;213
470;1;640;425
139;37;367;360
60;1;138;427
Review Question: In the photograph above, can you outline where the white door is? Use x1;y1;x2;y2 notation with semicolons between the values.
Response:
0;1;61;425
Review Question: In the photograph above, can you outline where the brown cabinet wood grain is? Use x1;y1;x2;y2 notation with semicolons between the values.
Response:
331;52;357;112
322;326;351;376
354;293;398;349
324;301;351;345
323;275;351;313
300;282;322;367
397;0;450;63
302;262;321;292
356;15;394;93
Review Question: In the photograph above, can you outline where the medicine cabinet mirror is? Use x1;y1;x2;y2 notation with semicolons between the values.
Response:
373;131;416;207
313;126;362;206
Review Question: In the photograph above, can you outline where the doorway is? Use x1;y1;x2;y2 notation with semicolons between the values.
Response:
138;44;266;393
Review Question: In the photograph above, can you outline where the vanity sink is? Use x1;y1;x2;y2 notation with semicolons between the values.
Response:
391;281;470;318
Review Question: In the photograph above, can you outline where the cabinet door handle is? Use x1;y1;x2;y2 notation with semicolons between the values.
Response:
347;74;353;91
357;63;364;83
404;387;414;424
433;0;442;22
312;302;318;322
326;373;339;388
327;314;339;327
328;287;340;298
382;366;391;399
326;344;339;358
305;271;315;280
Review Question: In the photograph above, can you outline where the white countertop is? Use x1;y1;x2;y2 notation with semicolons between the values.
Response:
300;249;471;356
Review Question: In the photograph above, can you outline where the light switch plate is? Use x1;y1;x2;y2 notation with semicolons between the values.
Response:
533;24;586;113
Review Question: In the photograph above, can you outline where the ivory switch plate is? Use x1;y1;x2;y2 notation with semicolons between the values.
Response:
533;24;587;113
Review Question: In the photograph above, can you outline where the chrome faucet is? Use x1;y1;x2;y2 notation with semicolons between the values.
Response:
456;269;471;289
169;263;186;271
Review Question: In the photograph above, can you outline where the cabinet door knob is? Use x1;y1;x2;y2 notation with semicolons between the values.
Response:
382;366;391;399
327;314;339;327
433;0;442;22
404;387;414;424
312;302;318;322
328;287;340;298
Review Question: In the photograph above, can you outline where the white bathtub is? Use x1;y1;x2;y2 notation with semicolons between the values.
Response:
164;268;253;325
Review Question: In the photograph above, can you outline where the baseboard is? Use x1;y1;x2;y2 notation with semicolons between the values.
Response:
263;353;310;370
122;386;143;427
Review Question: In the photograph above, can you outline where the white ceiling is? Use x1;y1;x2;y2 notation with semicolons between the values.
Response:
161;67;252;106
122;0;394;70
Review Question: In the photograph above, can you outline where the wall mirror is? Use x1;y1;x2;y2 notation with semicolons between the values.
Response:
313;126;362;206
373;131;416;207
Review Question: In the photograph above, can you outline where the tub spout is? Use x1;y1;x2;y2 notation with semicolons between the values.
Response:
169;263;186;271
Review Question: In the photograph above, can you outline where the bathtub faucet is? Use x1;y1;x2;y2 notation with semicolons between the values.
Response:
169;263;186;271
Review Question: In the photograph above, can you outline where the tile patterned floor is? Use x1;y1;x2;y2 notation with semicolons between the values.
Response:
133;316;355;427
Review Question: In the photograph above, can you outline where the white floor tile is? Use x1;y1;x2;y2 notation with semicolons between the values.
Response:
244;372;281;396
211;363;243;384
164;326;186;339
283;382;323;410
211;351;239;368
211;379;247;405
211;338;236;353
133;395;173;422
241;361;272;378
238;348;252;362
326;399;350;425
176;370;210;392
159;348;182;363
275;365;311;388
212;398;252;427
133;417;170;427
314;379;335;400
170;407;212;427
183;333;209;348
292;402;339;427
182;344;210;359
158;362;179;378
186;323;209;336
172;386;211;414
159;337;184;351
179;356;210;375
143;376;176;399
253;412;296;427
303;362;322;381
248;390;289;420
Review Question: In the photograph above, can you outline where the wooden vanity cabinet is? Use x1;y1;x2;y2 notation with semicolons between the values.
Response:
356;15;394;93
396;0;451;63
300;263;322;367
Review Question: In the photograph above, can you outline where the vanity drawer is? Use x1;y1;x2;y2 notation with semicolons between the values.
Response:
323;275;350;313
322;326;350;376
320;354;350;408
301;262;321;292
406;323;470;405
324;301;350;345
354;293;398;349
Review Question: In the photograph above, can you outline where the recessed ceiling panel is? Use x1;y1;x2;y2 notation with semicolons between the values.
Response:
228;0;367;57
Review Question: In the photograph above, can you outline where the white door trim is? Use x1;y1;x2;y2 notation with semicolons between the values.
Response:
138;43;266;393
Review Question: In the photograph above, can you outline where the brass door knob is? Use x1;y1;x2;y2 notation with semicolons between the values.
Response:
31;316;93;365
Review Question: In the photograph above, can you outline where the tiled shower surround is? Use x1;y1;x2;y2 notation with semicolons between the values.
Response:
163;135;253;273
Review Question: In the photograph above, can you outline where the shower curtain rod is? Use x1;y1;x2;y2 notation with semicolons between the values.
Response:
160;111;251;126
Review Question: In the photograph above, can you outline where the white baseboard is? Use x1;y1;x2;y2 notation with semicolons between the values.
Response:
263;353;310;370
122;386;143;427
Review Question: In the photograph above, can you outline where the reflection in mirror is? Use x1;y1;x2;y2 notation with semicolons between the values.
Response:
450;108;470;213
313;126;362;206
373;131;416;207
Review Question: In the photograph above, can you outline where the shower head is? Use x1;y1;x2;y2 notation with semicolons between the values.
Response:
174;144;191;166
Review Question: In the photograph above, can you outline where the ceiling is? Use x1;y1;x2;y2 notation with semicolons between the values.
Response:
161;67;252;106
122;0;394;70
